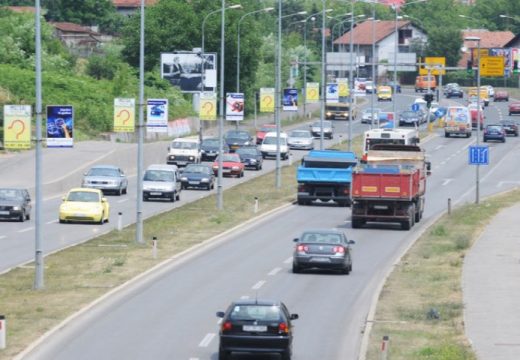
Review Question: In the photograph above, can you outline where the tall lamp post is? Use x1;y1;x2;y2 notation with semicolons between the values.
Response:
499;14;520;88
237;7;274;92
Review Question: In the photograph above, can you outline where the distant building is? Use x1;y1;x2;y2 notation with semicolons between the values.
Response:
3;6;38;14
51;22;101;57
112;0;157;16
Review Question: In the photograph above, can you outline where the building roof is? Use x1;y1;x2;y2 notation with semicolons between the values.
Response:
333;20;411;45
112;0;157;7
51;22;100;36
462;29;515;48
378;0;405;6
4;6;37;13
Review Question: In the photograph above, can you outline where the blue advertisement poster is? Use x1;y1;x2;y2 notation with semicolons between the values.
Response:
46;105;74;148
146;99;169;133
283;88;298;111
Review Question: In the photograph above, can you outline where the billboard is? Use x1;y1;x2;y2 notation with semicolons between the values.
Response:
283;88;298;111
146;99;168;133
161;52;217;93
259;88;275;113
199;92;217;121
326;83;339;103
306;82;319;103
226;93;245;121
3;105;31;150
113;98;135;132
46;105;73;148
337;78;350;97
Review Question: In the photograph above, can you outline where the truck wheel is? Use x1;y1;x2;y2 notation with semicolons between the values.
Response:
297;199;306;206
401;220;411;230
352;219;362;229
445;133;449;138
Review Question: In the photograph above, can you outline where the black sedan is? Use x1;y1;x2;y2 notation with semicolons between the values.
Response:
236;146;263;170
201;138;229;162
292;229;354;274
216;299;299;360
179;164;214;190
483;124;506;143
224;130;254;152
445;86;463;98
399;110;421;127
0;188;31;222
499;120;519;136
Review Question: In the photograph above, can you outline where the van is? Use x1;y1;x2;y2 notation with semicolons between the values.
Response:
142;164;182;202
444;106;472;138
415;76;437;92
166;137;201;166
377;85;392;101
260;132;289;159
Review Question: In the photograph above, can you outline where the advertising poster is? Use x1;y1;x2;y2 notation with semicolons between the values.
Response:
354;78;367;97
306;82;319;103
226;93;245;121
337;78;350;97
113;98;135;132
283;88;298;111
146;99;168;133
259;88;275;113
3;105;31;150
161;52;217;93
199;92;217;121
46;105;73;148
326;83;339;103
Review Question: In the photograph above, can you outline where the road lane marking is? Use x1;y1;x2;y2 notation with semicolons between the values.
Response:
189;358;199;360
240;295;250;299
252;280;266;290
46;219;58;224
268;267;282;276
216;318;222;325
434;145;444;151
283;257;292;264
442;179;453;186
117;198;129;204
17;227;34;233
198;333;216;347
0;235;6;240
497;181;520;187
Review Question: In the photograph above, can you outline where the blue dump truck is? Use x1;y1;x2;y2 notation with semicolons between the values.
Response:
297;150;358;207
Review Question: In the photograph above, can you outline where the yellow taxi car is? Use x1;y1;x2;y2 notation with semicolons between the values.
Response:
377;85;392;101
59;188;110;224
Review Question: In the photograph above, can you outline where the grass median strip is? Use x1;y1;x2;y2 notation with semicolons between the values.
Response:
366;189;520;360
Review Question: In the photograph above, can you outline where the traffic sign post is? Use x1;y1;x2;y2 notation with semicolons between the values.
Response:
469;146;489;165
480;56;505;77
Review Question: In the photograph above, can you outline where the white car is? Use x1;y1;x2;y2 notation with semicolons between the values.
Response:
309;120;334;139
166;137;201;166
364;81;375;94
288;129;314;150
361;108;381;124
259;132;289;159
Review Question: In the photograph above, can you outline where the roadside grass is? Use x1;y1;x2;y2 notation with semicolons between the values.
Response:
366;189;520;360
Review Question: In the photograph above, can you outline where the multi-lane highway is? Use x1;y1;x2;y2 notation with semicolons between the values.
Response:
4;90;520;359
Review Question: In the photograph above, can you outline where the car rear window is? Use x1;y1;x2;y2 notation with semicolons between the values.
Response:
229;305;282;321
301;232;342;244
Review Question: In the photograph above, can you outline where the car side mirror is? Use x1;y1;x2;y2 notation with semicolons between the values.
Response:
102;197;107;203
290;314;299;320
293;238;299;242
348;240;355;245
216;311;225;318
62;196;66;201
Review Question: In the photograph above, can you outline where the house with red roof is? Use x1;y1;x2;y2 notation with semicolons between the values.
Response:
51;22;102;56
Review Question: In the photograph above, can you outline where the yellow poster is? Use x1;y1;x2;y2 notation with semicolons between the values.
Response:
199;92;217;121
337;79;350;97
260;88;275;113
113;98;135;132
3;105;31;149
306;82;319;103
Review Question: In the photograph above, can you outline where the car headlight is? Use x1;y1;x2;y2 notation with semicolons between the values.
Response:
250;159;257;163
189;156;194;161
201;149;206;153
212;165;218;169
170;155;175;159
12;206;21;211
232;166;239;170
181;177;188;181
244;141;250;146
201;178;209;182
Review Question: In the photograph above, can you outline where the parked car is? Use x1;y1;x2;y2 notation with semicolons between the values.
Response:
361;108;382;124
142;164;181;202
255;123;277;145
494;90;509;102
0;188;31;222
292;229;354;274
499;120;519;136
399;110;422;127
260;132;289;159
236;146;263;170
216;299;299;360
201;137;229;162
212;153;245;177
224;130;253;152
309;120;334;139
179;163;214;190
59;188;109;224
81;165;128;195
287;129;314;150
483;124;506;143
508;102;520;116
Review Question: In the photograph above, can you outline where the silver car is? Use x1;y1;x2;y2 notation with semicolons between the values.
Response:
361;108;381;124
82;165;128;195
288;129;314;150
309;120;334;139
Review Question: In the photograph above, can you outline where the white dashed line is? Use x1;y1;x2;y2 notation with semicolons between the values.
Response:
17;227;34;233
198;333;216;348
283;257;293;264
252;280;266;290
46;219;58;224
240;295;250;299
434;145;444;151
0;235;6;240
268;267;282;276
189;358;199;360
442;179;453;186
117;198;129;204
216;318;223;325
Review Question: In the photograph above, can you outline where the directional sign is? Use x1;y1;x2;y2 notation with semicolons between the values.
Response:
469;145;489;165
419;56;446;76
411;103;420;112
480;56;504;77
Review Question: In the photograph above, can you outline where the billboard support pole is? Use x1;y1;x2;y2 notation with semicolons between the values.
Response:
135;0;145;245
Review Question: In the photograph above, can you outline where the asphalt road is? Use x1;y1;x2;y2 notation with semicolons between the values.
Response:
14;90;520;359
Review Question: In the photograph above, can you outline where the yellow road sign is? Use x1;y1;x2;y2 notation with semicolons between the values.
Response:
480;56;504;77
3;105;32;149
199;92;217;120
419;56;446;76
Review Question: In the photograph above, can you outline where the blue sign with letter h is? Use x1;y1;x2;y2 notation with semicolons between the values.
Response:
469;146;489;165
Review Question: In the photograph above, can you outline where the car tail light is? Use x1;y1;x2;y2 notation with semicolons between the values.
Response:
296;244;308;253
343;188;350;195
333;246;345;254
278;322;289;334
221;321;232;332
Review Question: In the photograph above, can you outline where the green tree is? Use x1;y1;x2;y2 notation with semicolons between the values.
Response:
425;26;462;67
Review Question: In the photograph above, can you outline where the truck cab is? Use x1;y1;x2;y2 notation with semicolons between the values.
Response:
166;137;201;166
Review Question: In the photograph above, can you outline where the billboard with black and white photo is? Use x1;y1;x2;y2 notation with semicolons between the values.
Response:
161;52;217;93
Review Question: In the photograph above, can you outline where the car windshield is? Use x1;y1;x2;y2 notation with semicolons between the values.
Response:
171;141;198;150
202;139;219;146
229;305;281;321
263;137;286;145
260;125;275;132
87;167;119;177
236;148;257;156
401;111;416;118
301;232;343;244
290;130;311;138
0;189;23;201
221;154;240;162
363;109;380;115
226;131;249;140
487;125;502;131
143;170;174;182
67;191;100;202
312;121;331;127
184;165;210;174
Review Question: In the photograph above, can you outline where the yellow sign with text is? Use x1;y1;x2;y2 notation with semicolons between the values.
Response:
259;88;275;113
419;56;446;76
480;56;504;77
199;92;217;121
3;105;32;149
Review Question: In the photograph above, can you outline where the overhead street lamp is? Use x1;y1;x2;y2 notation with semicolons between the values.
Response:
237;7;274;93
465;35;482;205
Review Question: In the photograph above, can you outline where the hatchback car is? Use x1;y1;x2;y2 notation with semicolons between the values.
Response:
216;299;299;360
483;124;506;143
360;108;382;124
287;129;314;150
499;120;519;136
59;188;109;224
399;110;422;127
292;229;354;274
142;164;181;202
212;153;245;177
224;130;253;152
309;120;334;139
201;137;229;162
179;164;214;190
494;90;509;102
509;102;520;116
81;165;128;195
0;188;31;222
255;123;277;145
236;146;263;170
445;85;463;98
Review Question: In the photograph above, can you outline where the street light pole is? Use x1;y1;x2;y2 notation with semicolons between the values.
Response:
135;0;145;245
320;0;326;150
371;5;376;128
217;0;226;209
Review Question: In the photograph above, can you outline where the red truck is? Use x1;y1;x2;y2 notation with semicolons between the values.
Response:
350;144;430;230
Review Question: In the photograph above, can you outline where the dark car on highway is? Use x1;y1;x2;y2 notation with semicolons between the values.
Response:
494;90;509;102
0;188;31;222
179;164;214;190
444;84;463;98
499;120;519;136
292;229;354;274
483;124;506;143
216;299;299;360
236;146;263;170
399;110;422;127
224;130;253;152
201;137;229;161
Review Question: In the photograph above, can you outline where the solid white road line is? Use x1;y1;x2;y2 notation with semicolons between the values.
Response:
268;267;282;276
0;235;6;240
17;227;34;233
240;295;250;300
442;179;453;186
251;280;266;290
198;333;216;348
46;219;58;224
283;257;292;264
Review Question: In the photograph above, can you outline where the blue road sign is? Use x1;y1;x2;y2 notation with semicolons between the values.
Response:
469;145;489;165
411;103;420;112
